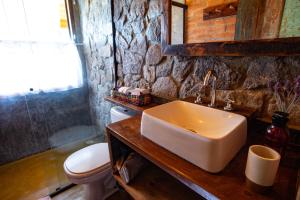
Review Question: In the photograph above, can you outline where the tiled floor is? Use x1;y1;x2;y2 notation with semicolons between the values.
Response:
0;138;100;200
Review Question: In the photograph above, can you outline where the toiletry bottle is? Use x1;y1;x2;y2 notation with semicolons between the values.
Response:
265;112;289;157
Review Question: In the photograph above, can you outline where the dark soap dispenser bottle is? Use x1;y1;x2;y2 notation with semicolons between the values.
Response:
265;111;290;157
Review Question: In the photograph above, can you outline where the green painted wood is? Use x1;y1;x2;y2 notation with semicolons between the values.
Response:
234;0;265;40
280;0;300;38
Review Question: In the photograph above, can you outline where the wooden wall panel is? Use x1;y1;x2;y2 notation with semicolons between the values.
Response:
234;0;265;40
258;0;285;39
236;0;290;40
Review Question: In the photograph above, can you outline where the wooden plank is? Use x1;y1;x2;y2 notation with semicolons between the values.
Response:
258;0;285;39
203;2;238;21
113;165;202;200
161;0;172;48
171;1;187;9
235;0;265;40
162;37;300;56
104;96;157;113
107;116;298;200
257;116;300;132
280;0;300;38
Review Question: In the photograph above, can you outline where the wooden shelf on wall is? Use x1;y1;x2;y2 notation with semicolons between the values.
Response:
113;165;201;200
105;96;157;113
257;117;300;132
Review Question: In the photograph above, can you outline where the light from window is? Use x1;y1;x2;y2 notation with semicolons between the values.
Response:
0;0;83;96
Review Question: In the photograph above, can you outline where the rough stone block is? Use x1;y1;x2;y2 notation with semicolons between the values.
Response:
98;45;112;57
152;77;178;99
156;57;174;78
146;17;161;43
146;44;163;65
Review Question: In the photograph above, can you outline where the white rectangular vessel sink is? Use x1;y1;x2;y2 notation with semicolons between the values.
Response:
141;100;247;173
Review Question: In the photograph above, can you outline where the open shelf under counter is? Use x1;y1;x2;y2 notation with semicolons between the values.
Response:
113;165;201;200
106;116;298;200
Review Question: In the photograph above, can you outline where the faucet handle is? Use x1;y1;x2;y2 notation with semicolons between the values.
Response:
194;93;203;104
225;98;235;103
224;98;235;111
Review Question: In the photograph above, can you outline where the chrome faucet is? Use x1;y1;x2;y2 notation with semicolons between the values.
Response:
203;69;217;107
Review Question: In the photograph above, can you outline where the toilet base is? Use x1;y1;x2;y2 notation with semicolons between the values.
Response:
83;170;118;200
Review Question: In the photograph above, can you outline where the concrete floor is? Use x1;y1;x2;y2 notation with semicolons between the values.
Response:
0;137;100;200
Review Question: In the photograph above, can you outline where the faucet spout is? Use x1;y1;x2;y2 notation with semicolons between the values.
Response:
203;70;217;86
203;69;217;107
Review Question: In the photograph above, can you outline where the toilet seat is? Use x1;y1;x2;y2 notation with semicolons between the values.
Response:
64;143;111;183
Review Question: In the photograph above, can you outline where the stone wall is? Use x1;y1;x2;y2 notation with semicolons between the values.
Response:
114;0;300;124
78;0;115;137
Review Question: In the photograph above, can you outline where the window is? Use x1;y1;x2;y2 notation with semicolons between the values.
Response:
171;0;187;45
0;0;83;96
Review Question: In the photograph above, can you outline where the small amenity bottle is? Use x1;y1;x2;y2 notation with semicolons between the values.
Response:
265;111;289;157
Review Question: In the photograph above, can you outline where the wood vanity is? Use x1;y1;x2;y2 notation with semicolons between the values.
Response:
105;97;298;200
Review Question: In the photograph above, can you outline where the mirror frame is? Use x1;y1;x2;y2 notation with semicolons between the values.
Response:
161;0;300;56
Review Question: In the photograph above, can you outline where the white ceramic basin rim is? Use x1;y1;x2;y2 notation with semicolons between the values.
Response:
141;100;247;173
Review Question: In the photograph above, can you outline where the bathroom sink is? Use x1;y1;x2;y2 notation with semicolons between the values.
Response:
141;100;247;173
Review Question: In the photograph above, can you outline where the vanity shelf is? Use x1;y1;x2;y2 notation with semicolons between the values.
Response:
107;116;298;200
257;116;300;132
105;96;157;113
105;96;255;118
105;96;299;132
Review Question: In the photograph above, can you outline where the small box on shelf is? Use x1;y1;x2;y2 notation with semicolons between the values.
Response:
111;88;152;106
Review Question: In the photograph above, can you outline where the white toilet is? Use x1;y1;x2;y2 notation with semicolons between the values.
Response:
63;106;136;200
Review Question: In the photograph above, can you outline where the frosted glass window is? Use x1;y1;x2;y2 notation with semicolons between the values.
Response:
0;0;83;96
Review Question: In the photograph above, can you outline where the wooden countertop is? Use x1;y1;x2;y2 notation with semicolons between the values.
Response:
257;116;300;132
107;116;298;200
105;96;300;131
105;96;255;118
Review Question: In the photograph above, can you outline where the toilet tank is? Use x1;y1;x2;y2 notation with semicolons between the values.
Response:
110;106;137;123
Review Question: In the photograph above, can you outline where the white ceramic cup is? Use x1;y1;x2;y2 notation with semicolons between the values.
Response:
245;145;281;187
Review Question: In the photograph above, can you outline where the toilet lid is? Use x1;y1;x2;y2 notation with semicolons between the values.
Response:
65;143;110;174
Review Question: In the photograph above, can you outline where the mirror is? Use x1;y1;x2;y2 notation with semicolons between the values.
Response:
171;0;300;45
